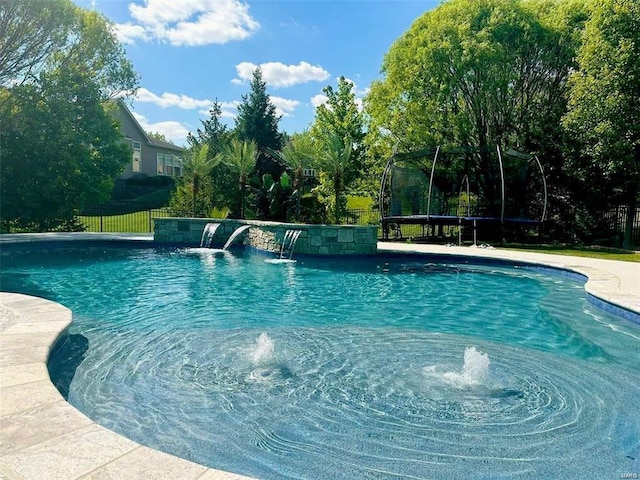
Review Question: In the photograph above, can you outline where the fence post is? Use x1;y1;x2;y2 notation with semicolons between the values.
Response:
99;204;104;232
148;209;152;233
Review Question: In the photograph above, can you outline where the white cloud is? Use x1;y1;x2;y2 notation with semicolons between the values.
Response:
233;61;330;88
310;93;328;108
132;111;190;145
115;0;259;46
270;96;300;117
114;23;149;44
136;88;212;109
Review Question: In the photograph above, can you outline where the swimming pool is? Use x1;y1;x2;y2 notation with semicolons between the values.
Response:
2;245;639;479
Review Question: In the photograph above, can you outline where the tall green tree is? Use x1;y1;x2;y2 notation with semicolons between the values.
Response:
235;68;282;150
234;67;283;180
52;8;137;100
221;138;258;219
185;100;236;213
0;0;138;232
311;76;367;194
563;0;640;249
313;133;353;224
0;68;131;231
0;0;75;86
188;100;228;154
365;0;579;153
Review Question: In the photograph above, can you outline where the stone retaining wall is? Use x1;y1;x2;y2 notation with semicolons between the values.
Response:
153;218;378;255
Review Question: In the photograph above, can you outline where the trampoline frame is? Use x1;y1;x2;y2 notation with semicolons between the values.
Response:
379;145;547;243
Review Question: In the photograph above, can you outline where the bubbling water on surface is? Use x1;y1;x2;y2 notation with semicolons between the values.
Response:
448;346;491;386
423;346;493;388
252;332;275;365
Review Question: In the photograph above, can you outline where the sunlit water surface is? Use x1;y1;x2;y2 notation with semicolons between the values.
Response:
2;246;639;479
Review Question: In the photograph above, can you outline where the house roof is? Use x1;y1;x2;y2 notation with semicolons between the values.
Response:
113;99;185;153
150;136;184;152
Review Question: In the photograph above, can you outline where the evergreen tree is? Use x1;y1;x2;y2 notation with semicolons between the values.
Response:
188;100;228;155
178;100;236;215
234;68;284;181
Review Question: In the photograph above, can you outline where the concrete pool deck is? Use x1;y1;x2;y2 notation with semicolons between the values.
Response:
0;234;638;479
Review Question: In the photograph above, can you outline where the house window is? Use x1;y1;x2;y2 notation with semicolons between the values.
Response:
132;150;141;172
130;140;142;172
157;153;183;177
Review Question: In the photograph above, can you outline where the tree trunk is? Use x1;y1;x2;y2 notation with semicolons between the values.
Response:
295;170;302;220
240;176;246;220
334;173;342;224
192;175;199;218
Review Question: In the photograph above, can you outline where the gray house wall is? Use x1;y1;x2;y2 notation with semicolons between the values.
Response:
111;101;184;180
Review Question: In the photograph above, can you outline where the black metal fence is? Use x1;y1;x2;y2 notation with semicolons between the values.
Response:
72;203;640;247
76;203;175;233
603;205;640;246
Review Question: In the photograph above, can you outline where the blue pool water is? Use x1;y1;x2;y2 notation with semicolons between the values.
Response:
2;246;639;479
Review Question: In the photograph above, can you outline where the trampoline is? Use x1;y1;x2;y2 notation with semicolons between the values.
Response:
379;145;547;244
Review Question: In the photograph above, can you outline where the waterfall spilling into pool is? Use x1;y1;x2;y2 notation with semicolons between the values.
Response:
199;222;220;248
223;225;251;250
279;229;302;259
7;247;635;480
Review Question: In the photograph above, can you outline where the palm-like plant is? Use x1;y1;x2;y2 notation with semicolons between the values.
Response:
183;143;222;217
317;133;353;224
267;133;318;220
221;138;258;219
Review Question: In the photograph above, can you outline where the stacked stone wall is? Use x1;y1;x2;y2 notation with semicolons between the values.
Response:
154;218;377;255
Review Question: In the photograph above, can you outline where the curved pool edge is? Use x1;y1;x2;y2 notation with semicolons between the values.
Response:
0;292;255;480
378;242;640;324
0;236;638;479
0;234;255;480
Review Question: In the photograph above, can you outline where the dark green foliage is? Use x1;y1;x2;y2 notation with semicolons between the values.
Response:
563;0;640;248
299;193;328;225
125;175;175;187
247;173;295;222
0;0;138;232
0;68;131;232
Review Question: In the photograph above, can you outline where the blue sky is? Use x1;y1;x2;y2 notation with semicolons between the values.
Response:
75;0;440;145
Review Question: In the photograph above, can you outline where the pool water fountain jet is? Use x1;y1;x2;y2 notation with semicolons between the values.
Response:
252;332;275;365
247;332;294;383
448;346;491;386
222;225;252;250
423;346;493;389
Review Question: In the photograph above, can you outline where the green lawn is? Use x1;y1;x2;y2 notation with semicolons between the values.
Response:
77;208;174;233
346;196;374;210
507;244;640;263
